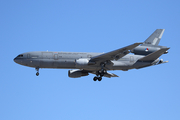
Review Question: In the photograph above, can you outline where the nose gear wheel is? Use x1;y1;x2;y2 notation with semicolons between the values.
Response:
35;67;39;76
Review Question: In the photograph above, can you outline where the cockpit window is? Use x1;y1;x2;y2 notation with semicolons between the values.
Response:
17;54;23;57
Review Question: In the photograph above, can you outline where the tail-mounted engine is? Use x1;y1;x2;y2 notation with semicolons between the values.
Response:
131;46;168;55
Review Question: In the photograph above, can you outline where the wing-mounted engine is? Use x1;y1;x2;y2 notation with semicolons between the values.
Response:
75;58;89;65
68;69;89;78
75;58;94;68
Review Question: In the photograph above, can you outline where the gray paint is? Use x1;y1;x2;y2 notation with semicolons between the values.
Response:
131;29;168;55
14;48;169;79
14;29;169;81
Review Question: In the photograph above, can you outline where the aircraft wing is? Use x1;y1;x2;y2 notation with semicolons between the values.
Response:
89;42;142;63
138;48;170;61
104;72;119;78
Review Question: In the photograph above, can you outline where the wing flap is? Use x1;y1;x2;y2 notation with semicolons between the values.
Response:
89;71;119;78
138;48;170;61
104;72;119;78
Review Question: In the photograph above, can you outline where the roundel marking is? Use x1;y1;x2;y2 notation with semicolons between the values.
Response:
145;48;149;52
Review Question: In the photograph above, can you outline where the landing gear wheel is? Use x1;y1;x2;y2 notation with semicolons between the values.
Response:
93;76;102;81
36;72;39;76
93;77;98;81
35;67;40;76
98;77;102;81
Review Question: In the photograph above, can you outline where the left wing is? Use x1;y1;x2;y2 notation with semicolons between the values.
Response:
104;72;119;78
89;42;142;64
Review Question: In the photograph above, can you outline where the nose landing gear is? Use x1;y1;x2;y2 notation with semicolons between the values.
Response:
36;72;39;76
35;67;39;76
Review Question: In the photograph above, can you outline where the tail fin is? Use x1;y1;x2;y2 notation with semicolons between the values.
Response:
142;29;165;46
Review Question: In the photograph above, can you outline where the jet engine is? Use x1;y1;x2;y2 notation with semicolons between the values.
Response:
131;46;168;55
68;69;89;78
75;58;89;68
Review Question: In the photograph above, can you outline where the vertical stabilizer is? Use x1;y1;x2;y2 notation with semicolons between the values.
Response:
143;29;165;46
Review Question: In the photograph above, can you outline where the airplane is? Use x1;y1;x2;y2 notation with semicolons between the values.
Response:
14;29;169;81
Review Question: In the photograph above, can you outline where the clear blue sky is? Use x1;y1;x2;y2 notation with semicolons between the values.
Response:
0;0;180;120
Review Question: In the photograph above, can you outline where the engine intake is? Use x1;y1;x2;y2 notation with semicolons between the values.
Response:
75;58;89;68
68;69;89;78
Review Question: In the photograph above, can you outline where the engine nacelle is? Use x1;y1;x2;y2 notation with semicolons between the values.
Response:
131;46;160;55
68;69;89;78
75;58;89;68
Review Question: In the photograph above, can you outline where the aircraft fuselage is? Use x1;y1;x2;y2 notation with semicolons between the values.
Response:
14;51;154;71
13;29;169;81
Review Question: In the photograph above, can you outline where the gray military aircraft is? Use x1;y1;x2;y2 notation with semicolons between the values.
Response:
14;29;169;81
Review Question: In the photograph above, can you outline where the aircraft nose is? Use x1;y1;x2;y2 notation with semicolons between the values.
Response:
14;57;18;63
14;57;22;64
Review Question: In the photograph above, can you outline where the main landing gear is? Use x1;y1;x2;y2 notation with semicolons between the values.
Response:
93;76;102;81
35;67;39;76
93;63;106;82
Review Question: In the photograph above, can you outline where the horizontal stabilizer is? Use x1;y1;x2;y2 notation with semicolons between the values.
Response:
157;59;169;65
138;48;170;61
